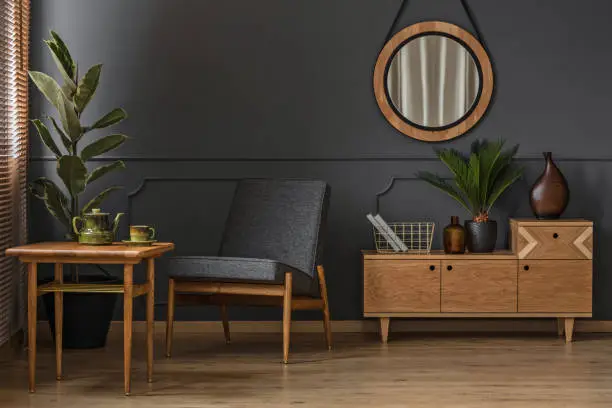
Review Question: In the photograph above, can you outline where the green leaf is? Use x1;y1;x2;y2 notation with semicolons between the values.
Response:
416;171;472;215
486;165;524;211
57;92;82;141
466;152;481;213
28;71;63;111
57;155;87;197
428;140;522;217
32;119;62;158
436;148;472;209
82;186;122;214
477;140;504;206
87;108;127;131
30;178;71;227
49;31;76;79
48;116;73;153
74;64;102;113
489;144;520;193
80;134;127;162
45;40;76;97
86;160;125;185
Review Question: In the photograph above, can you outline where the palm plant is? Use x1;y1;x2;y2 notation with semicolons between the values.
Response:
417;140;523;222
29;31;127;240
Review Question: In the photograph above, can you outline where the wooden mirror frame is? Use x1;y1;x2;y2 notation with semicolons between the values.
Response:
373;21;494;142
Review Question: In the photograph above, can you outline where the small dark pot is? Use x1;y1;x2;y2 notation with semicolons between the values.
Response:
42;275;119;349
464;220;497;253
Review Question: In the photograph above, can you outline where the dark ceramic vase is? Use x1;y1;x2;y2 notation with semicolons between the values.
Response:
464;220;497;253
529;152;569;219
443;216;465;254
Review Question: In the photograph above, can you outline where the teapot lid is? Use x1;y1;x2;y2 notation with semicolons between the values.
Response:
85;208;108;216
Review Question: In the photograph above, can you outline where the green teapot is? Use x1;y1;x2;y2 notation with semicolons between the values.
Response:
72;208;124;245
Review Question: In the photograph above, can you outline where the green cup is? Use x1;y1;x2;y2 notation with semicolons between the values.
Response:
129;225;155;242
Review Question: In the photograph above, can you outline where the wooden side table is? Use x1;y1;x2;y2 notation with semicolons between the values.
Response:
5;242;174;395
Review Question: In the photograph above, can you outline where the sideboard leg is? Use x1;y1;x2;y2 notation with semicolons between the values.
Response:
557;318;565;336
380;317;390;344
564;318;575;343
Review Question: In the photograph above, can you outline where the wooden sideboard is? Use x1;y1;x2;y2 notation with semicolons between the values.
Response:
363;219;593;343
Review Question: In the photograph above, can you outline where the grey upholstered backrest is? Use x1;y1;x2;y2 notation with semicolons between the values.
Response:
220;179;330;277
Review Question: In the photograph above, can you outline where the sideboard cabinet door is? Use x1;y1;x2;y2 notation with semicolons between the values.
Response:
518;260;592;313
364;260;441;313
441;260;517;312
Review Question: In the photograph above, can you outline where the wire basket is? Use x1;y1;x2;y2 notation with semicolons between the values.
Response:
373;221;435;253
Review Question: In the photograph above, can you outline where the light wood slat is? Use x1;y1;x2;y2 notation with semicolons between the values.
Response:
37;281;150;297
0;0;29;348
6;242;175;259
175;293;324;310
174;281;285;296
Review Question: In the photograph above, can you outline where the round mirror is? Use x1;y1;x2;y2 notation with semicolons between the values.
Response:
374;21;493;142
386;35;480;128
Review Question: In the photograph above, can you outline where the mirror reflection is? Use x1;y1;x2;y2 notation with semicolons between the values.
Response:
386;35;480;128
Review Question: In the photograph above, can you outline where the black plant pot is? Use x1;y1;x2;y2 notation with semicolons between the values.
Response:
42;275;119;349
464;220;497;253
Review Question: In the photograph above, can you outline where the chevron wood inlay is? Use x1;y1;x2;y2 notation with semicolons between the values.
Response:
517;227;538;259
573;226;594;260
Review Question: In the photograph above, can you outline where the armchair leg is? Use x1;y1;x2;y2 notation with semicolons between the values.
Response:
220;304;231;344
165;278;176;358
317;265;332;350
282;272;293;364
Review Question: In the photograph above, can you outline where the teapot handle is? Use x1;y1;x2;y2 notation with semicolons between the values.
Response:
72;216;83;236
113;212;124;235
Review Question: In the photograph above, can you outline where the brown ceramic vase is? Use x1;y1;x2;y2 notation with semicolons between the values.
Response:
529;152;569;219
443;216;465;254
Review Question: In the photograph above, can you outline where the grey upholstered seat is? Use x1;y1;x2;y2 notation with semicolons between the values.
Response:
167;179;330;296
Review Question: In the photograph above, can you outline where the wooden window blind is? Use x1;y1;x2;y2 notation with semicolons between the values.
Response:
0;0;29;347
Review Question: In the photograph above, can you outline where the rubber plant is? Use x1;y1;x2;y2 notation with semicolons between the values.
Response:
29;31;127;247
416;140;523;222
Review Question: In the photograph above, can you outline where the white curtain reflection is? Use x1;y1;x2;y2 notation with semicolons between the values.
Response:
387;35;479;127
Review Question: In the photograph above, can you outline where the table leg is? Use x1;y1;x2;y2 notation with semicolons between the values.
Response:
27;262;37;393
54;263;63;380
123;264;134;396
146;258;155;383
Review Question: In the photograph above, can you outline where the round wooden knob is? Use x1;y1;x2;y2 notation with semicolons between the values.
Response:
524;265;530;271
553;233;559;239
429;265;436;271
447;265;453;271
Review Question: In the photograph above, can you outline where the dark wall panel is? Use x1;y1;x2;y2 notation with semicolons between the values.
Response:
29;0;612;320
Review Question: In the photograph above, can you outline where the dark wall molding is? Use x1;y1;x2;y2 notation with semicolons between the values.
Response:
29;155;612;163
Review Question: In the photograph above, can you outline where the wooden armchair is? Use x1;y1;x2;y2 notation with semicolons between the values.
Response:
165;179;331;363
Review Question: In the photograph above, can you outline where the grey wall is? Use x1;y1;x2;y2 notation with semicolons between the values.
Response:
29;0;612;321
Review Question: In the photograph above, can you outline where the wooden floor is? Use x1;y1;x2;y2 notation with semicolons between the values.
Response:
2;329;612;407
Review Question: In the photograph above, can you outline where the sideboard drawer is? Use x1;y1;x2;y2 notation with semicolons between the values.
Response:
364;260;440;313
518;260;592;313
513;225;592;260
441;260;517;312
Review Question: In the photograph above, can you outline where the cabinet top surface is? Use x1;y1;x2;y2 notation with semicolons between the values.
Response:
5;241;175;259
509;218;593;226
362;249;516;260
